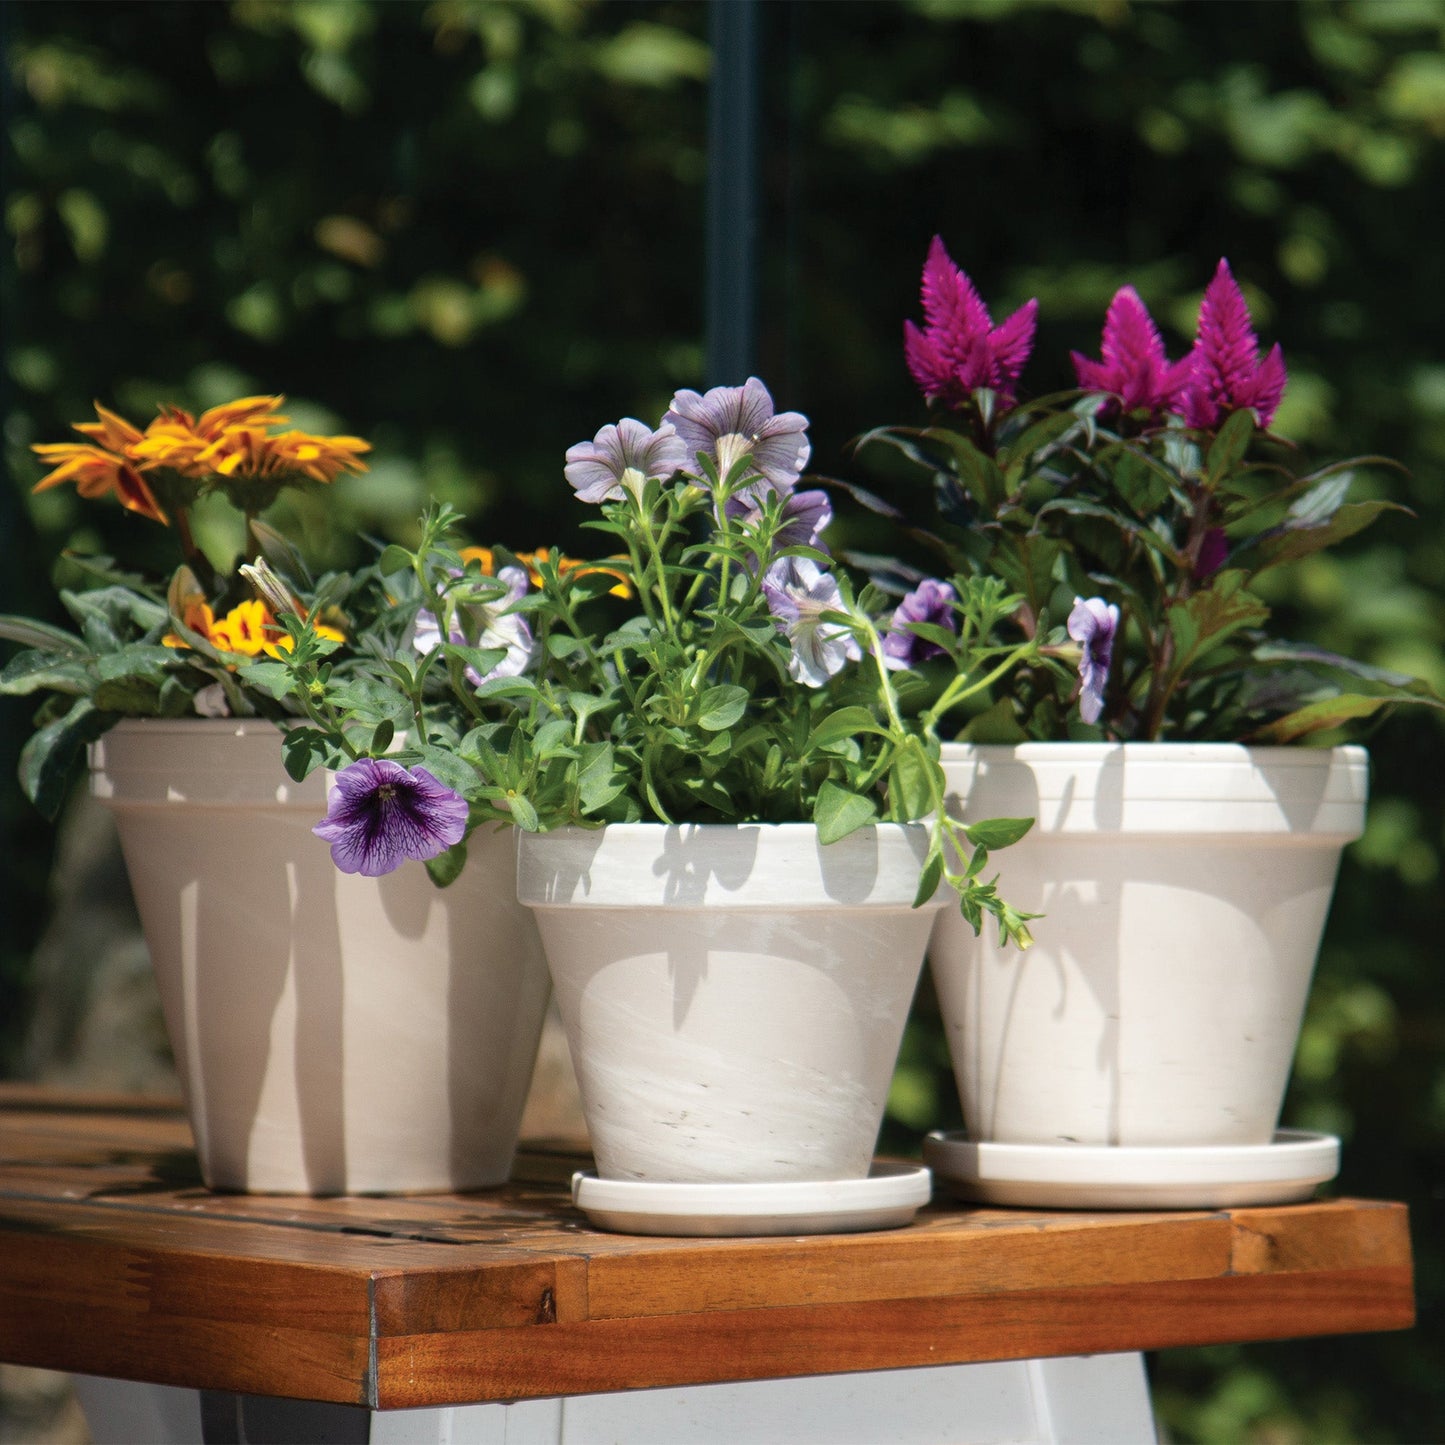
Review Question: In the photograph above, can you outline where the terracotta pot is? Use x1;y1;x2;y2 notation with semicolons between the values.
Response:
929;742;1368;1149
91;718;551;1194
517;822;945;1185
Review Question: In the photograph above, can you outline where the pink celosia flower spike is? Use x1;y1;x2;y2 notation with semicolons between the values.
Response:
904;236;1038;408
1182;259;1288;431
1071;285;1193;418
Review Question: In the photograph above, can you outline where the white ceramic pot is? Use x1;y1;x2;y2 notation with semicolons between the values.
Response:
90;718;552;1195
516;822;946;1184
929;743;1368;1148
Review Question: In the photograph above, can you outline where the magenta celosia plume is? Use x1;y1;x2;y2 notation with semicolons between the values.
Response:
904;236;1038;407
1072;285;1194;418
1183;259;1288;430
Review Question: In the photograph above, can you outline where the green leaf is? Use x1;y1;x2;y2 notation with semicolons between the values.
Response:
546;632;591;660
0;651;94;697
424;839;468;888
281;727;336;782
507;792;540;832
0;615;85;652
576;742;625;812
813;779;879;844
1204;409;1256;486
1249;500;1405;573
1034;496;1187;567
415;744;483;796
18;699;115;819
1248;694;1391;744
921;427;1007;511
95;645;173;682
471;676;540;702
531;718;574;757
1166;572;1270;673
696;684;748;732
442;644;508;681
237;660;297;701
912;848;944;908
957;697;1029;743
889;737;939;821
1284;472;1353;528
378;544;414;576
805;705;890;752
964;816;1034;850
1109;447;1173;518
91;676;163;713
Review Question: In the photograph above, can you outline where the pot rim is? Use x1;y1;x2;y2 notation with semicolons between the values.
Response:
516;819;944;911
936;740;1367;838
939;740;1367;764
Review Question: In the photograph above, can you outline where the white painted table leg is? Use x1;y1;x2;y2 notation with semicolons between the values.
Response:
371;1354;1157;1445
69;1374;202;1445
1029;1353;1158;1443
74;1353;1157;1445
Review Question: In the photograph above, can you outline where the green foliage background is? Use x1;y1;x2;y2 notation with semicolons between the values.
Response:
2;2;1442;1439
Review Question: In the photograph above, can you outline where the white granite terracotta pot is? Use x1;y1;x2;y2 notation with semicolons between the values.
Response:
90;718;551;1195
929;743;1368;1148
516;822;946;1184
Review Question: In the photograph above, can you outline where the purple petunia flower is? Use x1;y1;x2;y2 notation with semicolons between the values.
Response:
1181;260;1288;431
564;417;690;504
1071;285;1195;419
313;758;469;876
414;564;533;686
903;236;1038;409
663;377;811;502
1068;596;1119;726
761;556;862;687
725;487;833;561
882;578;958;672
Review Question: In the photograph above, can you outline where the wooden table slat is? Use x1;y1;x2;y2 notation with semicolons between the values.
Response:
0;1088;1415;1410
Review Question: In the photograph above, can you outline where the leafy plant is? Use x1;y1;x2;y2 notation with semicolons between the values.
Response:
0;395;376;817
857;240;1445;743
255;380;1040;945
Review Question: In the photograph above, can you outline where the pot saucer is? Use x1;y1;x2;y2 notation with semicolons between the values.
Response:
923;1128;1340;1210
571;1162;932;1237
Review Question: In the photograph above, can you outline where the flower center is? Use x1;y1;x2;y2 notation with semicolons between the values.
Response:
714;431;754;483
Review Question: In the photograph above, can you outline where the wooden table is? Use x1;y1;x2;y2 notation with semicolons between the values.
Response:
0;1088;1415;1445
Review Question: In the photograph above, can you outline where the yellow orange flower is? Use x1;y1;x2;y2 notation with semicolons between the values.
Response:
36;395;370;522
163;596;344;659
198;425;371;484
30;441;168;524
138;395;289;466
461;545;633;599
129;394;367;485
72;401;145;453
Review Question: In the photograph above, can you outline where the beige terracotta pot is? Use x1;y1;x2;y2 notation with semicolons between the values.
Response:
517;822;945;1185
929;742;1368;1149
90;718;551;1194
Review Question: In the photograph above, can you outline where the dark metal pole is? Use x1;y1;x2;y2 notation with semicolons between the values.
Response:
705;0;760;387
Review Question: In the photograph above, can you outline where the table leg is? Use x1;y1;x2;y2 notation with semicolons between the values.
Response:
73;1353;1157;1444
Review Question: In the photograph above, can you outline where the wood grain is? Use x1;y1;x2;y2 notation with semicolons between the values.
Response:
0;1088;1415;1410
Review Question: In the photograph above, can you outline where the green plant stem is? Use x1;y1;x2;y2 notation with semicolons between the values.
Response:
923;641;1038;734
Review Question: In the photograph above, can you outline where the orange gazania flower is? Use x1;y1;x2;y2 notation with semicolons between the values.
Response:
33;394;369;524
200;425;371;484
461;545;633;599
30;440;167;524
163;596;345;659
128;397;285;476
71;401;145;454
130;394;368;485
